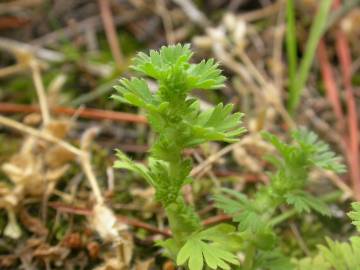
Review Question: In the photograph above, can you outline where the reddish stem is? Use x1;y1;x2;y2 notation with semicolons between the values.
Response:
49;202;171;237
0;103;147;124
317;40;345;123
336;31;360;199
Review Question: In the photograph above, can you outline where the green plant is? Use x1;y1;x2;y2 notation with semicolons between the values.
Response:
215;128;346;269
296;202;360;269
286;0;333;114
112;44;357;270
113;44;245;270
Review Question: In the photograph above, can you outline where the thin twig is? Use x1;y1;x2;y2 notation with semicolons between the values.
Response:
0;103;147;124
31;11;139;46
0;115;83;156
272;12;285;90
98;0;123;69
0;37;64;62
289;221;310;256
172;0;210;27
156;0;175;44
49;202;172;237
0;63;27;78
0;0;42;15
191;142;242;177
237;0;283;21
236;49;296;129
202;214;231;226
80;127;104;205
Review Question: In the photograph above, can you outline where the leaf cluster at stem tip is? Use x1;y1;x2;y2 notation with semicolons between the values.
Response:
113;44;245;206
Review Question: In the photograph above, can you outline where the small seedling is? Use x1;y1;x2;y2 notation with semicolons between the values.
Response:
215;129;347;269
113;44;245;270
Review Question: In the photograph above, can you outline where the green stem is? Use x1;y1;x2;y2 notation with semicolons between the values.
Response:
165;146;202;246
165;197;201;245
286;0;298;97
243;244;256;270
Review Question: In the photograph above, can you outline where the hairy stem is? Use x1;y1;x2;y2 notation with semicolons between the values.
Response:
165;143;202;245
165;197;201;245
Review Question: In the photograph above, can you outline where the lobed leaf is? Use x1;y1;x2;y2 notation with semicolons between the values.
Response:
188;103;246;145
177;225;240;270
112;78;155;109
285;191;331;216
318;237;360;270
348;202;360;232
214;189;268;233
187;59;226;90
292;128;346;173
131;44;192;80
113;150;154;186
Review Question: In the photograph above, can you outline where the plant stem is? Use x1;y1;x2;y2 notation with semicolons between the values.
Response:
164;133;202;246
243;244;256;270
286;0;298;97
165;198;200;245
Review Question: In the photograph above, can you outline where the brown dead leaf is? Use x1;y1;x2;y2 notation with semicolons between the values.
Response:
45;145;75;168
44;120;71;139
33;245;69;261
62;232;83;249
135;258;154;270
17;238;69;266
118;232;134;267
23;113;42;126
93;258;126;270
163;260;176;270
0;255;18;268
93;232;134;270
87;241;100;259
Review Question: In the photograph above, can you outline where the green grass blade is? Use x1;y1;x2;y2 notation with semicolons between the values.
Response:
287;0;333;114
286;0;298;97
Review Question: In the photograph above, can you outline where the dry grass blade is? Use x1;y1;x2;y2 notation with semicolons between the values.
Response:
0;115;82;156
98;0;123;69
172;0;210;27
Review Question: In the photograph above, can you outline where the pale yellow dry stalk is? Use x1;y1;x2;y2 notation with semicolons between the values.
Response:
80;127;104;205
29;58;51;125
0;115;82;156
